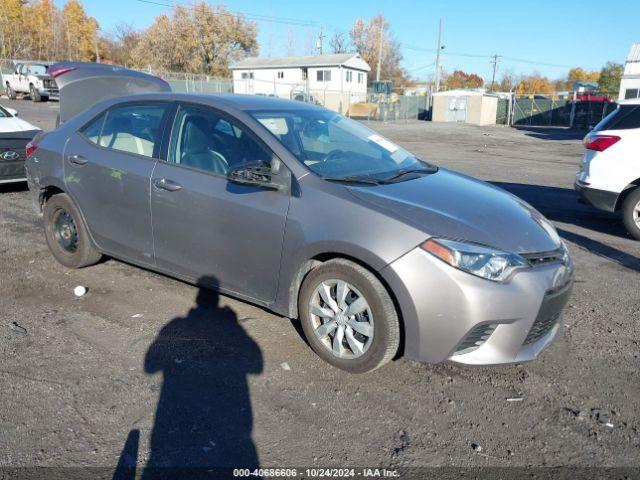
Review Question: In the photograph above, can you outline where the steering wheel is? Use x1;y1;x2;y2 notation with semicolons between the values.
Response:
322;149;345;163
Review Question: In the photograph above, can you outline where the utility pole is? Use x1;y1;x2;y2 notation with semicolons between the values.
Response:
376;19;383;82
490;54;501;91
434;19;443;92
95;31;100;63
317;26;325;55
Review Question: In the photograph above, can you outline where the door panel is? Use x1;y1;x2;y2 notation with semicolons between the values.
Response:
151;165;289;300
63;134;157;264
150;104;290;302
62;102;170;264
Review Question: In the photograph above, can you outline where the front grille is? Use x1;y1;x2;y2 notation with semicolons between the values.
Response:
42;78;59;94
454;323;498;355
524;283;572;345
522;248;566;267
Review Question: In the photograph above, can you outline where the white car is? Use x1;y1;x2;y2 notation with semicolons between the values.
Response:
0;104;41;184
575;99;640;239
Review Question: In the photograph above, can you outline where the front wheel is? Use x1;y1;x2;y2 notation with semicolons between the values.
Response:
43;193;102;269
30;85;41;102
622;187;640;240
298;259;400;373
6;84;16;99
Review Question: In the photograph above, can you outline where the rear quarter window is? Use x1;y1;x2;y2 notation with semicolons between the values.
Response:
80;112;107;144
594;105;640;131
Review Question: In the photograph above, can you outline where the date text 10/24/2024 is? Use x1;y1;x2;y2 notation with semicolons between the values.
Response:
233;468;401;478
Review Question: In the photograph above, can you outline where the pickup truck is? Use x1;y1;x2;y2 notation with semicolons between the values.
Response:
4;62;59;102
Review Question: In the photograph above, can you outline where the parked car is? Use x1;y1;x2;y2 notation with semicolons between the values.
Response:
575;100;640;239
4;61;59;102
0;104;41;184
25;63;573;373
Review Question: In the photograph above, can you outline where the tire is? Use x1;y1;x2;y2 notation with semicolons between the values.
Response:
30;85;41;102
622;187;640;241
6;83;16;100
298;258;400;373
43;193;102;269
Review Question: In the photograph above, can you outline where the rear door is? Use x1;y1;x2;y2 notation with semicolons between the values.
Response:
63;101;171;265
150;103;290;302
17;64;28;92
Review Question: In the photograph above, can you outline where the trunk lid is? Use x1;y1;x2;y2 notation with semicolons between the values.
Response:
51;62;171;123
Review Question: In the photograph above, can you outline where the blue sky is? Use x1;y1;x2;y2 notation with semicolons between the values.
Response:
57;0;639;81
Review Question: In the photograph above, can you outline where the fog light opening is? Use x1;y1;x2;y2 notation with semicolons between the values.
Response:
454;323;499;355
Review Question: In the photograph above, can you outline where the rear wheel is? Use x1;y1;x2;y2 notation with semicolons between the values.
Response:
43;193;102;268
622;187;640;241
6;83;16;100
298;259;400;373
30;85;41;102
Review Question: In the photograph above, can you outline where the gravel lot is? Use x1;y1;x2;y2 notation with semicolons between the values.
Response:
0;98;638;476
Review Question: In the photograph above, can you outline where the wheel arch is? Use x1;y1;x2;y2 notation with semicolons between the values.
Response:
614;180;640;211
37;181;66;211
37;181;102;250
286;251;406;358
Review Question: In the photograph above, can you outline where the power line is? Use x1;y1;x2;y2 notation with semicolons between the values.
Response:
135;0;326;28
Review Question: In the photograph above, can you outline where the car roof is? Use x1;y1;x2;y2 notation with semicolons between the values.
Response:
107;92;327;112
619;99;640;106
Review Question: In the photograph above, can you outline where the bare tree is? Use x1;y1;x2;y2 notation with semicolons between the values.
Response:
329;31;349;53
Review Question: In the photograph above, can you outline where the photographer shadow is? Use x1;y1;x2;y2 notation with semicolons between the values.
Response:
114;276;263;479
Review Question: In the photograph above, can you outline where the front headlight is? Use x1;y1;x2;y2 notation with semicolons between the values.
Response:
421;238;528;282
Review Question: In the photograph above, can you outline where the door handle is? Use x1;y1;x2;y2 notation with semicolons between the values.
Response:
68;154;88;165
153;178;182;192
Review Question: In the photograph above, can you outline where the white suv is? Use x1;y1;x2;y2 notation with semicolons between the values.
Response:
575;100;640;239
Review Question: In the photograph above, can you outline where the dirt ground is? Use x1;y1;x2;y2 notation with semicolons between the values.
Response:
0;98;638;477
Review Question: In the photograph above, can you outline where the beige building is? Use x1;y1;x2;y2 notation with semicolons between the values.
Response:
431;90;498;126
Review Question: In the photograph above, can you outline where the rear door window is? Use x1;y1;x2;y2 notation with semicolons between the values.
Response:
98;103;168;157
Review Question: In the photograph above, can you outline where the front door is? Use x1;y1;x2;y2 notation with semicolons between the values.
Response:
150;104;290;302
63;101;170;264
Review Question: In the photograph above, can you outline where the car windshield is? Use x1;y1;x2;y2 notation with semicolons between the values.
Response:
0;106;10;118
29;65;48;75
248;109;436;182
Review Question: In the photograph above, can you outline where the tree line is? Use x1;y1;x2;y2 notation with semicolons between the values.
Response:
441;63;624;95
0;0;624;93
1;0;98;63
0;0;409;84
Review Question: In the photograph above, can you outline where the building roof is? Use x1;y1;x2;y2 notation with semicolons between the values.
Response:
230;53;371;72
432;89;488;97
624;44;640;76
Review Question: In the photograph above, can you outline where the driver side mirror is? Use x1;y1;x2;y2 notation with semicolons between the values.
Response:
227;159;287;191
6;108;18;117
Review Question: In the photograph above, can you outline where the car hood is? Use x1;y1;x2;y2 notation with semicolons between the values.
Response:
0;116;40;134
348;168;561;254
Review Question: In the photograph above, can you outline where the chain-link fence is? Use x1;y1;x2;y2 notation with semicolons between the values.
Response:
495;94;618;128
147;69;233;94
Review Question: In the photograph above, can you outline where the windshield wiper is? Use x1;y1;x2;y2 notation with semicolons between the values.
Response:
324;175;387;186
383;167;437;182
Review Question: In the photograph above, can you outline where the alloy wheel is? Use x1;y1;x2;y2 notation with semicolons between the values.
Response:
309;279;374;359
